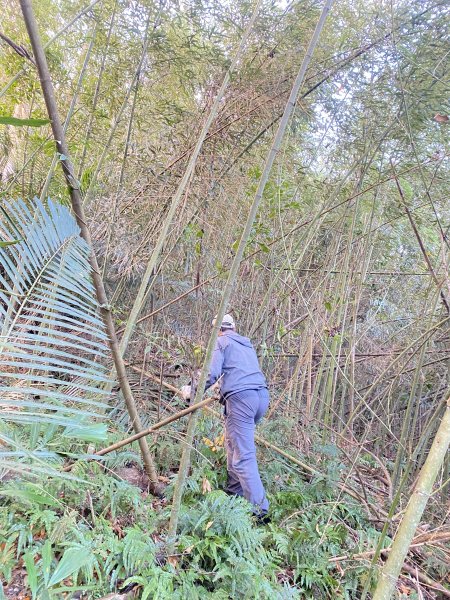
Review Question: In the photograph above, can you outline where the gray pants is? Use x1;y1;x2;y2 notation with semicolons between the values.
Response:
224;388;270;514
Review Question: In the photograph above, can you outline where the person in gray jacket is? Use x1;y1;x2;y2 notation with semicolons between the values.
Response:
183;314;270;516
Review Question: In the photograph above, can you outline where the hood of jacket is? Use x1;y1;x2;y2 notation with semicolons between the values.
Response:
222;330;253;348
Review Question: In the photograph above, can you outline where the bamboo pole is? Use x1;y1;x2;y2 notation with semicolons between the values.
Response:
83;12;153;204
40;24;97;200
372;395;450;600
86;395;217;458
19;0;161;494
391;160;449;314
76;368;369;511
116;0;263;359
78;0;118;178
166;0;335;550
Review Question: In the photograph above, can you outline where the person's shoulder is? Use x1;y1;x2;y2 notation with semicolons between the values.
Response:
217;334;231;350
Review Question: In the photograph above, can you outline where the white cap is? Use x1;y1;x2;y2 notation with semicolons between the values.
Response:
212;313;235;329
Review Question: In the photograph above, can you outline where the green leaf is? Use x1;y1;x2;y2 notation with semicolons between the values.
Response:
0;198;112;476
324;301;332;311
0;483;59;507
257;241;270;253
41;540;53;586
48;547;92;587
63;423;108;442
0;239;20;247
23;552;38;599
0;116;50;127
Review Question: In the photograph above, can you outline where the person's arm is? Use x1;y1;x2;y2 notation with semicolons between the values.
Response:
205;339;225;390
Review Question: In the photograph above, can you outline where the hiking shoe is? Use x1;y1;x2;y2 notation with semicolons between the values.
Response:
255;513;271;526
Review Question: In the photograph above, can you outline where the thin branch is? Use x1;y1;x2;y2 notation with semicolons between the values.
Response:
0;31;36;65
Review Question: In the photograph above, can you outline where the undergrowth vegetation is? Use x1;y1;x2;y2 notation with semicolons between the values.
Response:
0;415;394;600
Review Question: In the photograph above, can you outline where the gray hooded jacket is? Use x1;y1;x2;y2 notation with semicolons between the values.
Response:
205;330;267;398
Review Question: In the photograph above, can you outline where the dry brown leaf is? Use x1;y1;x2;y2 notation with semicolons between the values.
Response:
434;113;449;123
398;581;412;595
205;520;214;531
202;477;212;494
167;555;178;568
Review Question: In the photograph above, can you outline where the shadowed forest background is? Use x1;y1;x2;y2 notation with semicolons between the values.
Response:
0;0;449;598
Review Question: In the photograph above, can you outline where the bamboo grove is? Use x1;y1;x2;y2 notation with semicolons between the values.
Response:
0;0;449;598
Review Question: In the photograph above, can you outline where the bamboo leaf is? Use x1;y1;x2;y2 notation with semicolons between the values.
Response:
0;115;50;127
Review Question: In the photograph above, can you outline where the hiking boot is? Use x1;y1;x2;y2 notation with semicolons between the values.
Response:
255;513;271;526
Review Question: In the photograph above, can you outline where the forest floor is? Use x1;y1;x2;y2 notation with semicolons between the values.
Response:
2;417;449;599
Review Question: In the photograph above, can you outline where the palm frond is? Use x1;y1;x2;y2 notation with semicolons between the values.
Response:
0;198;112;473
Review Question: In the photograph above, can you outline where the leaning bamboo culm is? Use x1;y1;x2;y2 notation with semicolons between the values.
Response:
166;0;335;551
116;0;264;360
19;0;161;494
372;395;450;600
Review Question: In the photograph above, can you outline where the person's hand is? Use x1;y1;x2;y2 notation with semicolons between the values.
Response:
180;385;191;401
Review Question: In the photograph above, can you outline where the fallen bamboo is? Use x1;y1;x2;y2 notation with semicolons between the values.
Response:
63;394;217;469
330;530;450;562
330;549;450;598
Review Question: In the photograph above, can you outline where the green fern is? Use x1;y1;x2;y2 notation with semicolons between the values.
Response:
122;526;157;574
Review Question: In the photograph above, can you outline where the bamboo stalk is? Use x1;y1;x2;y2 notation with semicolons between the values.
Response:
40;24;97;201
77;0;118;178
88;395;217;458
83;12;153;204
133;369;394;519
390;160;449;314
116;2;263;359
372;395;450;599
166;0;335;550
19;0;160;494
